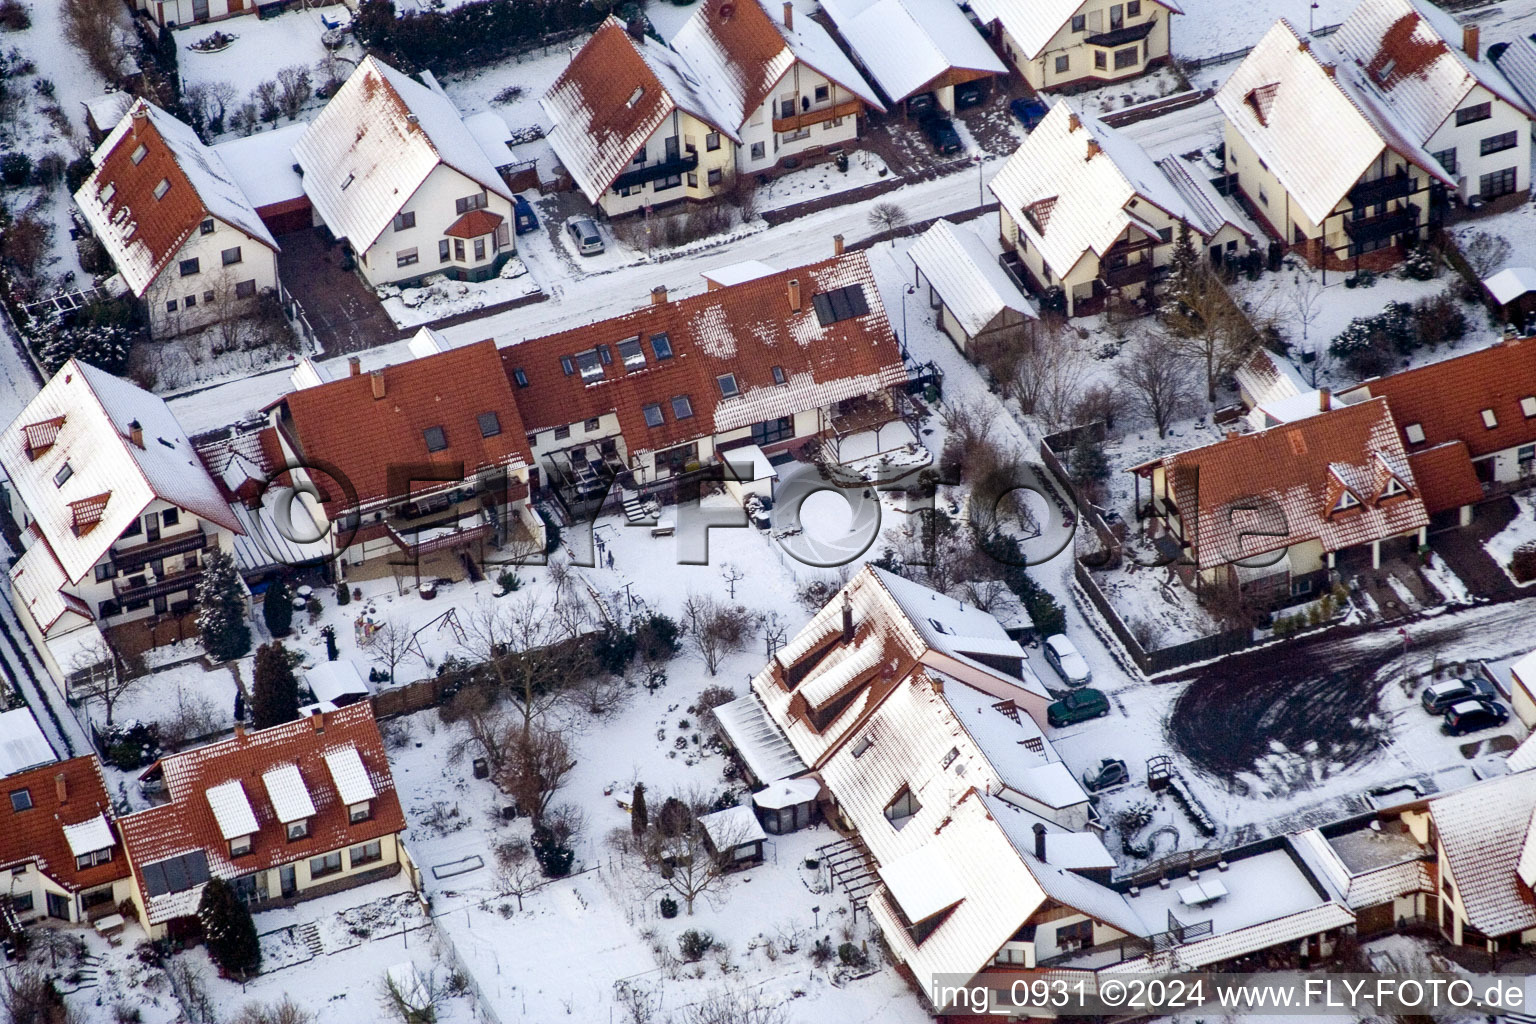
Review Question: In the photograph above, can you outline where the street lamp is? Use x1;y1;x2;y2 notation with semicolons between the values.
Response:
975;154;985;209
900;284;916;359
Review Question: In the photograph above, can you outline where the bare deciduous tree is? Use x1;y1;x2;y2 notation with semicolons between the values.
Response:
493;838;541;911
678;986;789;1024
229;996;315;1024
1116;334;1198;438
364;618;417;685
639;789;742;915
681;594;755;676
1162;266;1260;404
275;65;313;122
495;723;576;824
866;202;908;236
68;638;137;728
63;0;131;83
458;594;591;731
1461;230;1511;278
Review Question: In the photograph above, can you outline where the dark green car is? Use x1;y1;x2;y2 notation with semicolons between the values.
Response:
1047;688;1110;727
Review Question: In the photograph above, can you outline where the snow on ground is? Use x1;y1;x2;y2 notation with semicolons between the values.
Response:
1115;94;1228;160
1483;491;1536;584
1451;200;1536;282
439;37;581;134
377;259;543;328
757;151;897;213
1172;0;1356;61
174;7;362;131
1419;551;1474;607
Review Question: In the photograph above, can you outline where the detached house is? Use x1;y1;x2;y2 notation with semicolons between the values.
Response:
818;0;1007;113
74;100;280;340
990;102;1241;316
294;57;517;289
546;0;883;217
1328;0;1534;206
118;703;411;938
499;250;910;502
1132;397;1430;604
268;341;542;582
0;756;134;925
1427;767;1536;953
968;0;1181;91
1;360;243;692
1216;19;1468;271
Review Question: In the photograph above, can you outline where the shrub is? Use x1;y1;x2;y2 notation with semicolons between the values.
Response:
65;153;95;195
33;152;66;186
677;928;715;962
809;937;834;966
1412;290;1467;350
530;824;573;877
496;569;521;594
592;622;637;674
634;612;681;660
1402;246;1438;281
837;942;868;967
659;895;679;919
103;721;159;770
263;578;293;637
1;151;31;187
336;582;351;606
1510;542;1536;583
1329;301;1414;376
0;0;30;29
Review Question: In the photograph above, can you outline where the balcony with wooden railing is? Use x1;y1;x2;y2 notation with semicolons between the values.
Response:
1102;259;1155;289
109;527;214;577
772;99;863;134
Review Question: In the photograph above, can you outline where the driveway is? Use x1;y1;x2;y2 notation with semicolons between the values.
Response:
276;228;401;355
1428;496;1520;599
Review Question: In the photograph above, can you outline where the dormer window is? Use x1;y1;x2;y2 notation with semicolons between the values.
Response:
1404;423;1425;444
348;800;372;824
1332;490;1360;513
617;337;645;369
229;834;252;857
883;785;920;829
575;348;605;382
1382;476;1405;498
1481;408;1498;429
286;820;309;841
75;847;113;871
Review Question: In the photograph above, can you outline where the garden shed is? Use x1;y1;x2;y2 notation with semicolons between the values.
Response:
698;805;767;869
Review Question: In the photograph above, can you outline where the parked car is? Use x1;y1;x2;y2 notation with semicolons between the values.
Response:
1048;688;1110;727
566;217;604;255
1042;634;1092;687
920;112;962;155
906;92;937;117
1420;677;1496;713
1081;758;1128;792
1441;698;1510;735
1009;97;1050;132
512;195;539;235
954;81;987;110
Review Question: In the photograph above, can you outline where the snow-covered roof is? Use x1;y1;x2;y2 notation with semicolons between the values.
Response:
1509;729;1536;773
908;219;1036;338
0;708;56;777
543;18;739;204
1235;347;1309;409
460;109;517;170
324;745;378;805
294;56;512;254
1;359;242;586
699;804;767;849
752;776;820;810
990;102;1201;282
1215;20;1456;226
968;0;1182;61
1517;807;1536;890
1429;769;1536;936
879;844;966;921
702;259;779;288
61;813;115;857
209;121;308;209
75;100;277;297
83;91;133;131
671;0;883;134
1329;0;1536;141
943;678;1088;811
818;0;1004;104
984;795;1117;871
1484;266;1536;305
1155;155;1261;245
714;693;810;782
306;661;371;706
205;779;259;840
1491;36;1536;113
10;542;89;637
262;763;318;824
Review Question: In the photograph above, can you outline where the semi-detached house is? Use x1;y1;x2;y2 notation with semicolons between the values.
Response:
545;1;883;217
293;56;518;289
967;0;1181;91
74;100;280;341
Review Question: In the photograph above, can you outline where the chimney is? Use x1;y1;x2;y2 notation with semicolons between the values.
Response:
1324;63;1337;78
1033;822;1047;861
55;773;67;804
310;708;325;733
783;0;792;29
1318;387;1330;411
1463;24;1479;61
1226;428;1239;440
348;355;361;377
370;370;386;400
788;277;802;313
233;721;245;741
1067;113;1082;132
650;285;668;305
841;590;853;643
1298;38;1311;53
128;419;143;448
833;233;844;256
1086;138;1101;161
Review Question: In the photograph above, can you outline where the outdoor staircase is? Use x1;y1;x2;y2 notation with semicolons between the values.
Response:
621;490;658;524
297;921;323;957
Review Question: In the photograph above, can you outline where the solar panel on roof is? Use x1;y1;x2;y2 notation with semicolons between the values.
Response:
811;285;869;327
143;850;210;896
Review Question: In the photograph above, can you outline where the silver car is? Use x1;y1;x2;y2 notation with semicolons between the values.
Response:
567;217;604;255
1042;633;1092;687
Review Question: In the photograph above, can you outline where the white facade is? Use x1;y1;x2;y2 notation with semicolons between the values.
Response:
1423;82;1531;202
352;164;516;288
737;66;864;175
147;216;279;339
600;112;738;218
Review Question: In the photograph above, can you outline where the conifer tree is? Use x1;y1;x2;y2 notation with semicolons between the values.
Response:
197;550;252;662
197;878;261;977
252;641;301;730
630;782;648;840
263;577;293;637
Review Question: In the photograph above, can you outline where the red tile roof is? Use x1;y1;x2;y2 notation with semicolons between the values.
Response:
1342;339;1536;460
500;250;906;454
1141;398;1430;569
444;209;504;239
281;341;531;513
117;703;405;925
1407;441;1484;514
0;756;131;892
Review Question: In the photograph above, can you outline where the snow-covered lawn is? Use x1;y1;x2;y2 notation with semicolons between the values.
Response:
1172;0;1356;61
173;6;362;132
378;259;543;328
1483;491;1536;586
1450;200;1536;282
758;151;897;213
